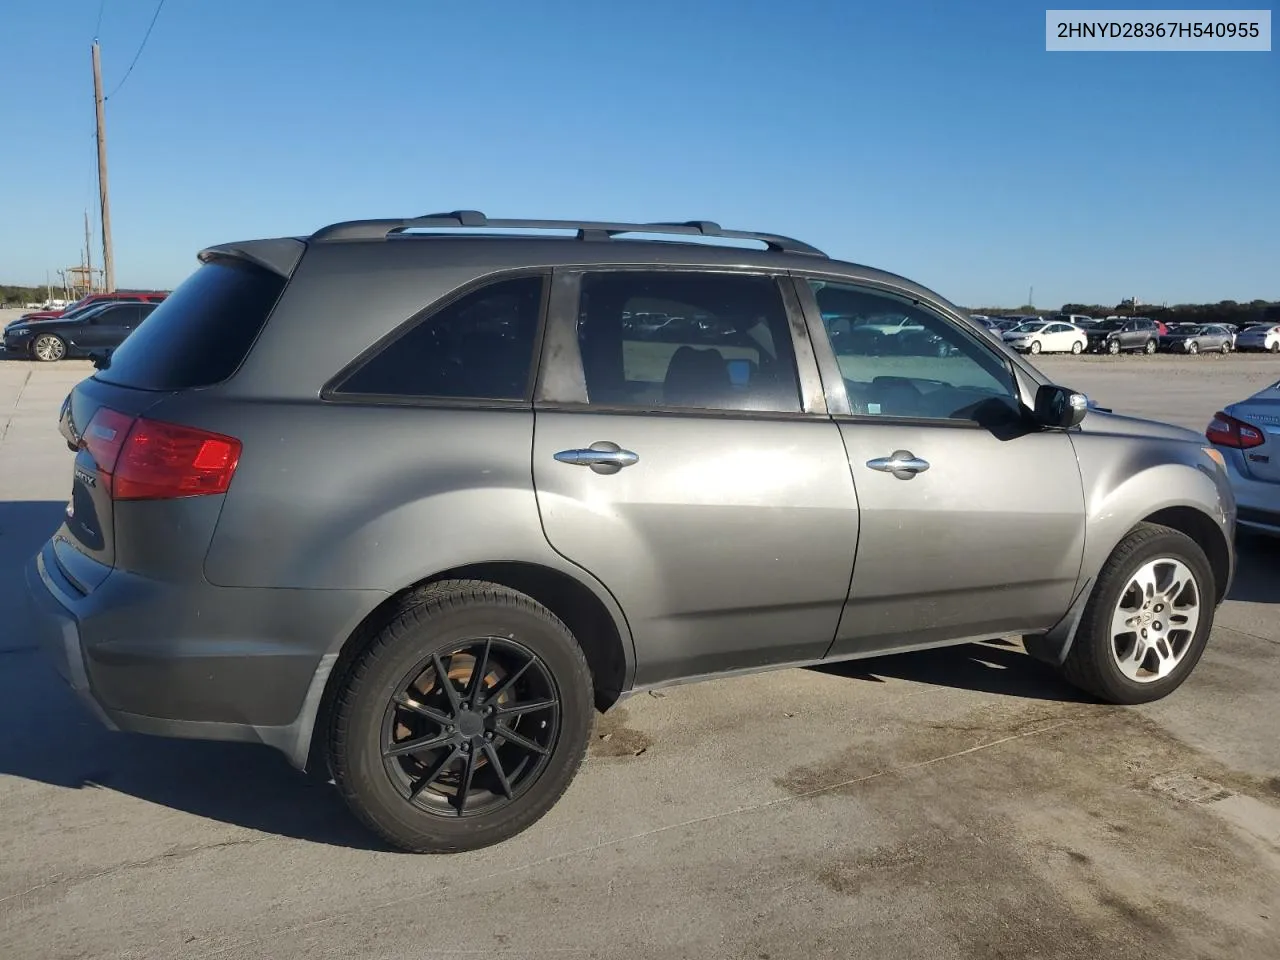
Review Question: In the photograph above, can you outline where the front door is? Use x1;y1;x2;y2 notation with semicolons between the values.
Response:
532;269;859;686
797;278;1087;657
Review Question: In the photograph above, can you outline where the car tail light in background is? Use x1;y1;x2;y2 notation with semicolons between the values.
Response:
79;408;242;499
1205;411;1265;449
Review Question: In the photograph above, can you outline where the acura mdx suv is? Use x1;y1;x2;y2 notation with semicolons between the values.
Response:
26;212;1236;853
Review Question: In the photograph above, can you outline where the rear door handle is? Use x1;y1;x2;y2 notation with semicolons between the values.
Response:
866;450;930;480
554;441;639;474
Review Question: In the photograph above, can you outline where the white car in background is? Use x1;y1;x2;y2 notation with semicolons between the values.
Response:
1001;320;1088;355
1235;324;1280;354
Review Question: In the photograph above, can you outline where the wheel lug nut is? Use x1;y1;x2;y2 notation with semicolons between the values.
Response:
485;732;493;740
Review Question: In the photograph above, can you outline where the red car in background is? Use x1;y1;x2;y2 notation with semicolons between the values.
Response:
20;290;168;321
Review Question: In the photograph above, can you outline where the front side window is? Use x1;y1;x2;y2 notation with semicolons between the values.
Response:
336;275;545;400
575;272;802;413
808;280;1020;421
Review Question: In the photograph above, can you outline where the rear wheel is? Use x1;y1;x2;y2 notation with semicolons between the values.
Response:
1144;339;1156;354
1221;341;1231;354
330;580;595;853
1270;341;1279;354
32;334;66;362
1058;523;1215;704
1071;340;1083;355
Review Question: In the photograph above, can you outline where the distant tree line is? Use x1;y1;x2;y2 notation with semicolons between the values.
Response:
0;285;57;307
968;299;1280;327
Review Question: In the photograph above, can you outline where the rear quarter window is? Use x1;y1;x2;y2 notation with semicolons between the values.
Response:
95;258;286;391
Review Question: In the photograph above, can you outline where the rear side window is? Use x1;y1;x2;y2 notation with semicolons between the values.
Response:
96;258;285;391
333;275;546;401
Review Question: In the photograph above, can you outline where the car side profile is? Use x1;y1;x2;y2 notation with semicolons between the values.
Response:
1086;317;1160;354
1002;320;1087;355
1159;324;1235;355
1235;324;1280;353
2;300;159;361
26;213;1236;853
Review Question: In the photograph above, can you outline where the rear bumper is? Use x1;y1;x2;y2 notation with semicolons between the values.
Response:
24;539;383;769
1224;455;1280;536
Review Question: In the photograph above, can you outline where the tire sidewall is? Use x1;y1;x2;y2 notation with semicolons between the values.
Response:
1079;530;1215;703
33;334;64;361
335;597;593;851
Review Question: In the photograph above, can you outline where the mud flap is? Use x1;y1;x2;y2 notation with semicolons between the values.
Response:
1023;576;1094;666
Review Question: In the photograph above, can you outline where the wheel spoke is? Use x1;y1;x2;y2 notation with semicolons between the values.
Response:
482;741;514;798
468;638;492;703
1130;564;1159;605
409;745;462;801
495;723;551;756
484;656;534;705
456;749;478;815
393;694;452;726
431;651;462;712
384;731;453;758
495;697;557;718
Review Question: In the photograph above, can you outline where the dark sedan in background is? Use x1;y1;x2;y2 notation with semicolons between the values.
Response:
1159;324;1235;355
2;300;158;361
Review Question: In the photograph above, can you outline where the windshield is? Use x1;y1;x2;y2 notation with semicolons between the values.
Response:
1093;320;1122;331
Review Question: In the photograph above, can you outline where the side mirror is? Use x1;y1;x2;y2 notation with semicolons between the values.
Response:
1034;384;1088;429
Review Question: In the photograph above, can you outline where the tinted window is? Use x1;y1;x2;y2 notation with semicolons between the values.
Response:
336;275;544;400
97;258;286;391
809;281;1019;421
576;272;802;413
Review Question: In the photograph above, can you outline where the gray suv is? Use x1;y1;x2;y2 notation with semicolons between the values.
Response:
25;212;1236;853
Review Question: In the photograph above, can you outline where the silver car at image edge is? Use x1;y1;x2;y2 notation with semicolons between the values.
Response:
24;212;1237;853
1207;379;1280;536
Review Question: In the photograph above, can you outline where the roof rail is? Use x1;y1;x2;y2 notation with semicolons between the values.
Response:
308;211;826;257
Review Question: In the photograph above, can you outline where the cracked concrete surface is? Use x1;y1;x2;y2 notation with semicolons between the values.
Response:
0;343;1277;959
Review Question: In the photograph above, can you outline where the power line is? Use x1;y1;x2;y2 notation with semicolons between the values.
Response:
104;0;166;101
93;0;105;39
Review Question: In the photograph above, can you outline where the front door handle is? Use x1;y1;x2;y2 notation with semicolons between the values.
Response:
554;441;639;475
866;450;930;480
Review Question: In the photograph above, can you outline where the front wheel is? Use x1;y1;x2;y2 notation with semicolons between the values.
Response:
1071;340;1083;355
1028;340;1042;355
1144;339;1156;354
329;580;595;853
1058;523;1215;704
1187;340;1200;355
1107;339;1120;355
32;333;66;362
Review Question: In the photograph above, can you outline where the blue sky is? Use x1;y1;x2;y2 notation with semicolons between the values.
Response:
2;0;1276;308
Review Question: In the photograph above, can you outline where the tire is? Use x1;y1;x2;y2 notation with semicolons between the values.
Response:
1144;339;1156;355
1221;341;1231;354
1187;340;1199;355
1270;342;1279;354
1029;340;1042;355
1058;523;1215;705
32;333;66;362
1107;339;1120;355
329;580;595;853
1071;340;1083;355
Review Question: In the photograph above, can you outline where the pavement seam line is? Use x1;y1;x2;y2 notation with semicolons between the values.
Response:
0;369;32;444
192;717;1074;958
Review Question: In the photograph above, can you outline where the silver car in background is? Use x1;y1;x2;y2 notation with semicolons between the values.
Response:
1235;323;1280;354
1207;379;1280;536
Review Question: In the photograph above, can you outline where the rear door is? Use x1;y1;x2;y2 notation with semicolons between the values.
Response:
795;277;1087;656
531;268;858;686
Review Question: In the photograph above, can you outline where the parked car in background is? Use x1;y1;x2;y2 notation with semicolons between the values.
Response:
1206;380;1280;536
25;211;1237;854
1003;320;1088;355
1235;324;1280;353
1159;324;1235;355
20;290;168;321
1086;318;1159;355
2;300;159;361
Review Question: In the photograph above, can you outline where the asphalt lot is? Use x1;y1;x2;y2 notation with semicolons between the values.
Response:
1;327;1278;960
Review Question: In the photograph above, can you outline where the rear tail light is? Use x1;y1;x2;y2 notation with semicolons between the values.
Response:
1205;411;1265;449
80;408;241;499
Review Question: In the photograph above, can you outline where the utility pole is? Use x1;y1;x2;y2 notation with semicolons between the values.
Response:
83;209;94;294
92;41;115;293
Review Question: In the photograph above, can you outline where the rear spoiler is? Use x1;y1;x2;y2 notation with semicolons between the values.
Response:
197;237;306;278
